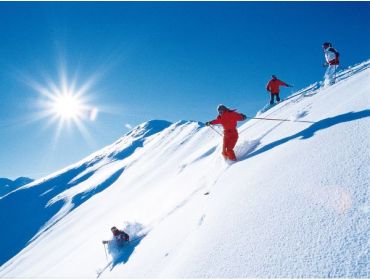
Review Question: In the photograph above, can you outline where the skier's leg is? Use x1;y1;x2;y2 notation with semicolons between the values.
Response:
222;135;228;159
328;65;335;85
225;132;238;161
276;93;281;102
325;65;336;86
324;66;331;86
270;93;274;105
332;65;338;84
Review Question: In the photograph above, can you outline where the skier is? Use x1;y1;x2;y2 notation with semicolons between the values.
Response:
322;42;340;86
266;75;292;105
102;226;130;246
205;104;247;161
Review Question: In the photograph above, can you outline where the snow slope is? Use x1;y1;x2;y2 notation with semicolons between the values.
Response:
0;60;369;277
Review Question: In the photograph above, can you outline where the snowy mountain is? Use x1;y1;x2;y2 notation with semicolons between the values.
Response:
0;60;369;278
0;177;33;197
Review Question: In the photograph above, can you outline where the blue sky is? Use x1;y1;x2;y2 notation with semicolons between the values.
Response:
1;2;369;179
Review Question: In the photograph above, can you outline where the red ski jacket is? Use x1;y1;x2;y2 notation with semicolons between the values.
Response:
266;79;288;94
210;110;245;131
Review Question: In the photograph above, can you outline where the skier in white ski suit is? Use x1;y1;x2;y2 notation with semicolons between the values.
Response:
323;42;340;86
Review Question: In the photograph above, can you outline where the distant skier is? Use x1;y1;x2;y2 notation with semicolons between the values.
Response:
205;104;246;161
102;226;129;246
322;42;340;86
266;75;292;105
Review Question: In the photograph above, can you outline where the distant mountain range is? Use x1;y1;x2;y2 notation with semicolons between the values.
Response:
0;177;34;197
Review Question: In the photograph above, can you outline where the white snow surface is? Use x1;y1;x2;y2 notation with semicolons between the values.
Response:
0;60;370;278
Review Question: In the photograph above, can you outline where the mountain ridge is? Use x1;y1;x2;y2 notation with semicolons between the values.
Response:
0;177;33;197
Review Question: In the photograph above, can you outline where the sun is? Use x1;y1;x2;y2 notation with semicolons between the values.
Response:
41;81;94;125
24;63;99;144
51;92;83;120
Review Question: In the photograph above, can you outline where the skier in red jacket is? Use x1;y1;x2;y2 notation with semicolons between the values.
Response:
206;105;246;161
266;75;292;105
102;226;129;246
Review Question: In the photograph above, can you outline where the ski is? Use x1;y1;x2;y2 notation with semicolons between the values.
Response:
259;102;277;114
96;260;113;278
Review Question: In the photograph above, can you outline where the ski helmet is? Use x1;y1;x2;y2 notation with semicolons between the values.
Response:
272;75;277;79
323;42;332;48
217;104;227;113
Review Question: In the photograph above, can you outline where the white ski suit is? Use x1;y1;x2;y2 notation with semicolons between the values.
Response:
324;46;340;86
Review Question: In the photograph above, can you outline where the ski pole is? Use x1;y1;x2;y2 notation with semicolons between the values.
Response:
208;124;223;137
247;116;314;124
102;243;108;261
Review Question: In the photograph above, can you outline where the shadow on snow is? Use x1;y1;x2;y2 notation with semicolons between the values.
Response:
239;110;370;161
108;235;146;270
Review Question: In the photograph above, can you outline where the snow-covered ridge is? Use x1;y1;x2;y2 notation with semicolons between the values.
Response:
0;59;369;277
0;177;33;197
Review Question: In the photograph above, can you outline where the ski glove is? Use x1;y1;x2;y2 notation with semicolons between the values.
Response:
205;121;211;126
102;241;109;245
241;114;247;121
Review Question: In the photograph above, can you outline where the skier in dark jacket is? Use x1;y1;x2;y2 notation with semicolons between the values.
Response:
206;104;246;161
102;226;129;246
266;75;292;105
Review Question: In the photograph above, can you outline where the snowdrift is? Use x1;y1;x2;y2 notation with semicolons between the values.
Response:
0;60;369;278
